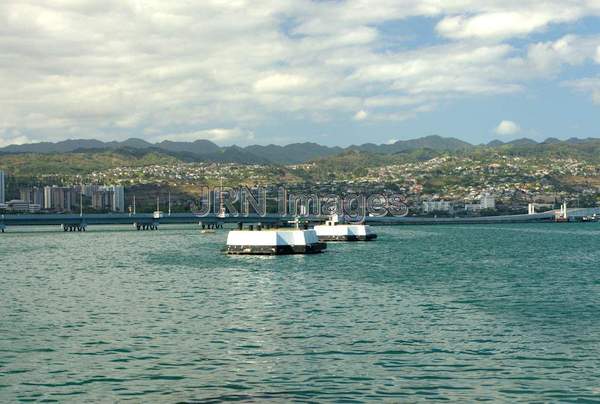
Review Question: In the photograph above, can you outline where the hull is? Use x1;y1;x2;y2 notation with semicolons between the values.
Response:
314;223;377;242
318;234;377;242
226;242;327;255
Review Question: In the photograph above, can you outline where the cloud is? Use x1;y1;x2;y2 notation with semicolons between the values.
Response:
0;128;33;147
254;73;311;93
565;77;600;104
153;128;255;144
353;110;368;121
494;120;522;136
1;1;600;145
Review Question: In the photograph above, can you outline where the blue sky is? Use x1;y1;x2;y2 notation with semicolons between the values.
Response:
1;1;600;147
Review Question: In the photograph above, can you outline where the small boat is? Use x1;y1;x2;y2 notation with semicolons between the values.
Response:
313;214;377;241
225;221;326;255
201;229;216;234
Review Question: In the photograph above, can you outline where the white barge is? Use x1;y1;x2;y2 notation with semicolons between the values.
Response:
226;223;327;255
313;215;377;241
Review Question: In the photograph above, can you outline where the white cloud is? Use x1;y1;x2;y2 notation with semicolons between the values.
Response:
154;128;255;143
565;77;600;104
494;120;522;136
254;73;311;93
1;1;600;145
353;110;368;121
0;128;33;147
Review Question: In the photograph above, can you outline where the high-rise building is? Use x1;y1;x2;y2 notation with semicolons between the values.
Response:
82;184;100;197
111;186;125;212
20;187;45;206
0;170;5;204
480;193;496;210
91;189;114;211
90;185;125;212
44;186;52;209
43;186;73;212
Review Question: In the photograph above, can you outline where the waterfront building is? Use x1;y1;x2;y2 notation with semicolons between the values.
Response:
464;203;482;212
91;185;125;212
6;199;41;213
111;185;125;212
20;187;45;206
422;200;453;214
43;186;73;212
0;170;5;204
480;193;496;210
92;189;114;211
81;184;100;197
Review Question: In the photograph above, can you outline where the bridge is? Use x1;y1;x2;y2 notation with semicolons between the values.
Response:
0;208;598;232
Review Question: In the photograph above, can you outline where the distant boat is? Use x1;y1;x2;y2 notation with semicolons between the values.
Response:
581;214;599;222
313;214;377;241
217;178;228;219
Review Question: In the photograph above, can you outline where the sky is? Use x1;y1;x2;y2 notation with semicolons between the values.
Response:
1;0;600;147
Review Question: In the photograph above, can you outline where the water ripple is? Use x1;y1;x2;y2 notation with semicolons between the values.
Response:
1;224;600;401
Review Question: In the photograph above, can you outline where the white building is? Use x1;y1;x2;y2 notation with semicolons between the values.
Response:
111;185;125;212
0;170;5;204
43;186;73;211
465;193;496;212
6;199;41;213
91;185;125;212
422;200;453;213
464;203;482;212
480;193;496;210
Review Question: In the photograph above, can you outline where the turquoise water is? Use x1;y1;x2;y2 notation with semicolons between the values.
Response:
1;224;600;402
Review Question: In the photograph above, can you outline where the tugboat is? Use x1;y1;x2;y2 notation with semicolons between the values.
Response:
313;214;377;241
225;219;327;255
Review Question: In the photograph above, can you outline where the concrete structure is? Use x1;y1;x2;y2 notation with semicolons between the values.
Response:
464;203;482;212
92;189;113;211
44;186;73;212
6;199;41;213
422;200;452;214
465;193;496;212
0;170;5;204
313;214;377;241
91;185;125;212
480;193;496;210
20;187;45;206
226;227;326;255
111;186;125;212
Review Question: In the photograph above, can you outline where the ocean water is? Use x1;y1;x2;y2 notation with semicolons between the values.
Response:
1;223;600;402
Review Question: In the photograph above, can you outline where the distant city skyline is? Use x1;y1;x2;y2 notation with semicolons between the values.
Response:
1;2;600;148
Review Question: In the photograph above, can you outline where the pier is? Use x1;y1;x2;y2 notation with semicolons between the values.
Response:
1;208;599;233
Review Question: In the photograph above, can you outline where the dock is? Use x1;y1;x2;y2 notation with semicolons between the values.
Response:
0;208;598;232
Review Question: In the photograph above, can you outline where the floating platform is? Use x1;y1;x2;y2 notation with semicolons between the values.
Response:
226;228;326;255
314;215;377;241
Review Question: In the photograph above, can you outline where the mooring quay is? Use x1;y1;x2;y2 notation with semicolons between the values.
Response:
2;208;598;233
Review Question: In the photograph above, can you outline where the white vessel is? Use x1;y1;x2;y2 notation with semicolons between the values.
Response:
313;214;377;241
217;178;228;219
226;223;326;255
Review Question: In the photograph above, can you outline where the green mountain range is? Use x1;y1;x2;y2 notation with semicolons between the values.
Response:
0;134;577;164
